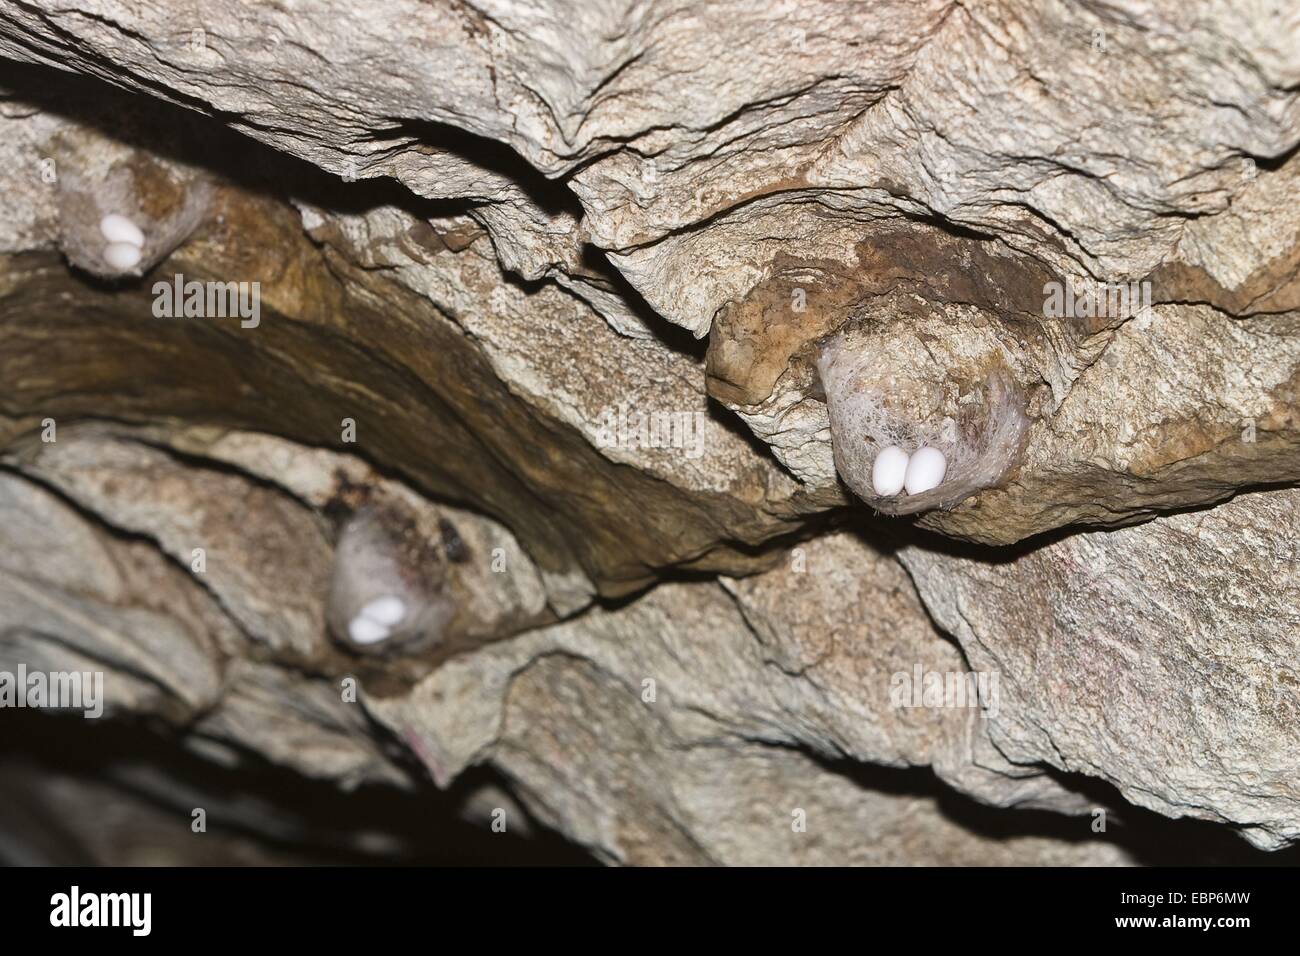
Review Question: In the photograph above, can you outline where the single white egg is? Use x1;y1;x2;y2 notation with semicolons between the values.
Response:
348;614;392;645
871;445;909;496
102;242;143;271
359;594;407;627
99;213;145;248
904;446;947;495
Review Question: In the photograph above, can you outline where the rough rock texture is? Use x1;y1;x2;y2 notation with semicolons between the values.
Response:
900;488;1300;850
0;2;1298;864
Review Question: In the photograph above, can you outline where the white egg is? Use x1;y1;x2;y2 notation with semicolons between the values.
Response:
99;213;145;248
102;242;143;271
871;445;909;496
348;614;392;645
904;446;947;495
359;594;407;626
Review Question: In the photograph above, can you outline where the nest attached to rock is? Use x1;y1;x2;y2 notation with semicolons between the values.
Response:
816;333;1030;515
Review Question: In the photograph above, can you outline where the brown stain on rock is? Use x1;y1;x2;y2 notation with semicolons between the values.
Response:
706;220;1057;408
129;153;188;221
1151;229;1300;316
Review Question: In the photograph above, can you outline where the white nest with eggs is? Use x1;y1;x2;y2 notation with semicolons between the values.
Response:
51;135;213;281
816;332;1031;515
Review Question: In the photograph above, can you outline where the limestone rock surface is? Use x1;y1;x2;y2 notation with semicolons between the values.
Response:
0;1;1297;864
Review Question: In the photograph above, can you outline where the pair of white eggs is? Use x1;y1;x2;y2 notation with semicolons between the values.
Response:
347;594;408;645
100;213;146;270
871;445;947;497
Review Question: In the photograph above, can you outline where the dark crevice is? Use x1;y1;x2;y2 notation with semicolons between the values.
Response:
842;478;1300;569
578;242;706;359
769;740;1300;866
371;118;584;220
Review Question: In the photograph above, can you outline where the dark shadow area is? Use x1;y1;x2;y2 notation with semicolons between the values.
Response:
369;117;584;220
0;58;471;232
1243;137;1300;172
0;709;598;866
